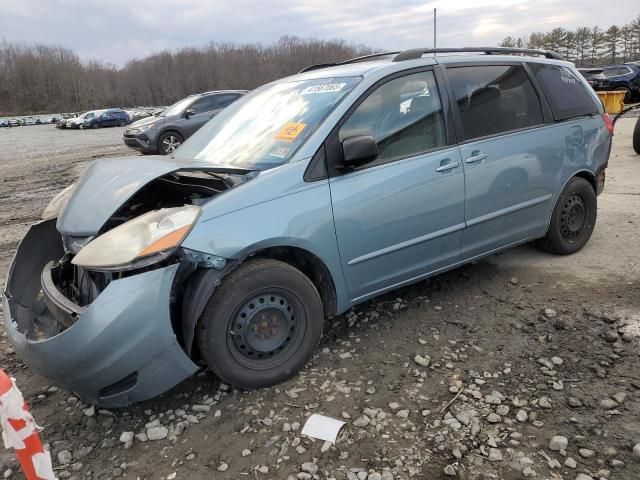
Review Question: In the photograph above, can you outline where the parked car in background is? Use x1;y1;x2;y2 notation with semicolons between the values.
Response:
0;120;8;127
3;47;611;406
123;90;247;155
578;67;606;86
66;110;107;129
83;109;131;129
588;64;640;103
22;116;36;126
8;119;20;127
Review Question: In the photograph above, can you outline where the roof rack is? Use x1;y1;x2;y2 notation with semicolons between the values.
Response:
393;47;564;62
298;51;401;73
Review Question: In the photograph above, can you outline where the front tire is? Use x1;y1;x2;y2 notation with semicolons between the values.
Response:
536;177;596;255
158;131;183;155
197;259;324;389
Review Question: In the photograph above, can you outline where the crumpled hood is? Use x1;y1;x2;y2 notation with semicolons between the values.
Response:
56;156;247;236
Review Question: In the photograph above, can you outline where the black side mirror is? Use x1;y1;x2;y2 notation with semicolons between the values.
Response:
185;108;196;118
342;135;378;167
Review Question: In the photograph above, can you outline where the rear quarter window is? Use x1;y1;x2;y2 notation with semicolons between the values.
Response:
528;63;601;121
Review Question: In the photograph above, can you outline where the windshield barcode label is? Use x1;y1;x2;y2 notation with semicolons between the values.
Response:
301;83;347;95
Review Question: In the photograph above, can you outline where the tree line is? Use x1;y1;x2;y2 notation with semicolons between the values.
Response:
500;15;640;66
0;36;372;116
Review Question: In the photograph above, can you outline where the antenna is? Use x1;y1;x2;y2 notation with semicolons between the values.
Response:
433;8;437;50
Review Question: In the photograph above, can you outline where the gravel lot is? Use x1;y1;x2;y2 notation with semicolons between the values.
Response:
0;120;639;480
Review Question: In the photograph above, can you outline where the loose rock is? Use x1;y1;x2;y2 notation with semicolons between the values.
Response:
549;435;568;451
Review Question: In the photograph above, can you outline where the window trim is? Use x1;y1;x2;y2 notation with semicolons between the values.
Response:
318;66;454;179
441;61;549;145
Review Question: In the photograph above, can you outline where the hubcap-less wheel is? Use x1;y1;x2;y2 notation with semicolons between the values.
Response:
559;193;586;239
228;291;303;370
162;135;181;153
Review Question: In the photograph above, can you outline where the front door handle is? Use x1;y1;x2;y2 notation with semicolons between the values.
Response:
465;151;488;164
435;159;460;173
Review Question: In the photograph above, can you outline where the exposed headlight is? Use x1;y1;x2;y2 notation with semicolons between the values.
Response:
42;184;76;220
72;205;201;271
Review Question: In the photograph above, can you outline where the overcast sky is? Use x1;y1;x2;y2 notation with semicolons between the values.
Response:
1;0;638;66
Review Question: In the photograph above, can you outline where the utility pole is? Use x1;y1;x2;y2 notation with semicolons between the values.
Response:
433;8;437;49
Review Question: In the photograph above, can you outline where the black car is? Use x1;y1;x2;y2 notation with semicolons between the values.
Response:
123;90;246;155
587;64;640;103
84;109;131;129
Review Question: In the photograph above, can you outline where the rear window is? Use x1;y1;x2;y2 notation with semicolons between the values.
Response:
528;63;601;120
447;65;543;141
603;66;632;77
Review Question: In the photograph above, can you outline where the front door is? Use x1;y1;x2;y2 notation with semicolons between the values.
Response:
181;95;216;137
445;64;564;258
328;70;466;303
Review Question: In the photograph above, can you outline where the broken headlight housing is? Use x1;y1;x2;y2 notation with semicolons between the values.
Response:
72;205;201;271
42;184;76;220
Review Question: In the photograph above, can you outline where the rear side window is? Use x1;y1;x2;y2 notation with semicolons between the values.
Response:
528;63;601;120
214;93;241;109
447;65;543;141
190;95;215;114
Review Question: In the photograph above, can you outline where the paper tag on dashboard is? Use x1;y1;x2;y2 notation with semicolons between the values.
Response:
275;122;306;142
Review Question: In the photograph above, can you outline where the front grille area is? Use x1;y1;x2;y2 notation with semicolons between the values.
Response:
50;257;115;307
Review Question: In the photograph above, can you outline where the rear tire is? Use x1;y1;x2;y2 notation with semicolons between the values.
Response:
614;86;632;104
197;259;324;389
536;177;596;255
158;131;183;155
633;117;640;155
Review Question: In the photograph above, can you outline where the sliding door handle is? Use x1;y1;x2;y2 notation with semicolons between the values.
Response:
465;151;488;164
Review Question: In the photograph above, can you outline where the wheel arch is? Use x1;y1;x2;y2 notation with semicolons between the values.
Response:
179;244;339;358
156;129;184;151
543;169;597;235
573;170;596;193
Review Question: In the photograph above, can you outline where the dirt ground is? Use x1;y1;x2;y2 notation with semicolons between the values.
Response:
0;120;639;480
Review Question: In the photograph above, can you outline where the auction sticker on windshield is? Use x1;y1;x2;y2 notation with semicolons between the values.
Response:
275;122;306;142
301;83;346;95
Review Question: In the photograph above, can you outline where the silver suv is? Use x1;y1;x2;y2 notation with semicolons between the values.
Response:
123;90;246;154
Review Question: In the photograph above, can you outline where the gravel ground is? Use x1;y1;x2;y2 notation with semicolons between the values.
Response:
0;120;639;480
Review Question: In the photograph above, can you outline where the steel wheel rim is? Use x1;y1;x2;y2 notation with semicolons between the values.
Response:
227;290;305;370
560;193;586;239
162;135;181;153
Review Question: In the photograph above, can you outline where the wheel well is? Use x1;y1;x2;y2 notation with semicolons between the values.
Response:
252;246;337;318
574;171;596;192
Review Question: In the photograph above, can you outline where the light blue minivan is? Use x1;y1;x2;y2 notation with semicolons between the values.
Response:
3;47;611;406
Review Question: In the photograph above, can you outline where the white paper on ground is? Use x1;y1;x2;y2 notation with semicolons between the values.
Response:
301;414;346;444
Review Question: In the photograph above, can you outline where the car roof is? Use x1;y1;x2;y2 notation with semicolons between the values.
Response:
286;53;572;84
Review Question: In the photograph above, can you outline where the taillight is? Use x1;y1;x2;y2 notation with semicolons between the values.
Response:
601;113;614;136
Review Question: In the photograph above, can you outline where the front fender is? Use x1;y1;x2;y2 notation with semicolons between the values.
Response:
181;180;350;314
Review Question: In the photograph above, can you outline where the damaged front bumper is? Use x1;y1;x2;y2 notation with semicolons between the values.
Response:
2;220;199;407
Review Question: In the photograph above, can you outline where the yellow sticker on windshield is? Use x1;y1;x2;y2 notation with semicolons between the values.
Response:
275;122;306;142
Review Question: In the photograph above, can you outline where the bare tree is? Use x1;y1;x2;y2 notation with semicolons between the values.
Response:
0;36;373;116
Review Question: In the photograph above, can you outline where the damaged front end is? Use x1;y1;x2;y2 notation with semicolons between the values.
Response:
2;160;253;407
